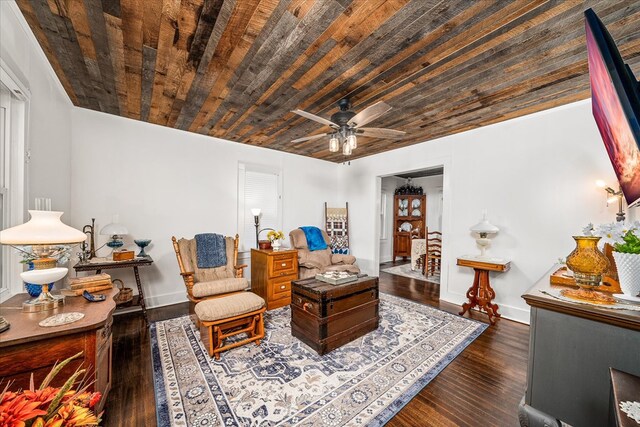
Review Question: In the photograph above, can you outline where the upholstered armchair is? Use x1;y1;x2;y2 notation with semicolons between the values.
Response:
171;234;249;309
289;229;360;279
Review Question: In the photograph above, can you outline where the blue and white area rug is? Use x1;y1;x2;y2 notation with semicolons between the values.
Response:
151;293;486;426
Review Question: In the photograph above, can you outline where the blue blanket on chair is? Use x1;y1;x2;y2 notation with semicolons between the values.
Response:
195;233;227;268
299;226;328;251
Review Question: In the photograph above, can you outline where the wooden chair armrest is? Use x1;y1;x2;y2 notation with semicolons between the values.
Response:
181;271;195;277
234;264;248;270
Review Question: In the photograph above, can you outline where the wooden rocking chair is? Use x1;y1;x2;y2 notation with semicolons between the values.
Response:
171;234;249;312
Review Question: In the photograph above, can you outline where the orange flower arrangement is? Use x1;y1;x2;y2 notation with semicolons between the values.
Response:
0;352;102;427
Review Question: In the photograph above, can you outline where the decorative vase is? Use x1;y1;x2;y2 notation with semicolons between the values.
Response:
134;239;152;257
566;236;609;288
272;240;282;251
612;252;640;297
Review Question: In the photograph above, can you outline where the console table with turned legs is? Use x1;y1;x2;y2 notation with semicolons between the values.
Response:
457;257;510;324
74;257;154;325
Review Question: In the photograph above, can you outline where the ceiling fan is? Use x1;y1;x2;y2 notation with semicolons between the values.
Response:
291;98;405;155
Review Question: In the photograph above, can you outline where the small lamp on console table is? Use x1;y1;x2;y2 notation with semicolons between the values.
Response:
100;216;128;252
470;211;500;260
0;210;86;313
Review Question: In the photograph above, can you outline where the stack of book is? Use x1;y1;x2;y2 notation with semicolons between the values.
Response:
62;273;113;296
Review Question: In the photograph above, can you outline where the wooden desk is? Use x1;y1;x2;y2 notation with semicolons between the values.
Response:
0;288;117;413
457;256;510;324
522;266;640;427
74;256;153;324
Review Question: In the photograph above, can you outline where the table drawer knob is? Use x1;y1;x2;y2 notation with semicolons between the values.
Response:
281;263;287;267
280;285;286;290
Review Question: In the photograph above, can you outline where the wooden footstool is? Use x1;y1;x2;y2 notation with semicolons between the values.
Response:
195;292;266;359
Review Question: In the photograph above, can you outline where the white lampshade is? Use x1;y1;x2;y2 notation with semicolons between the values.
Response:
20;267;68;284
100;222;128;236
470;213;499;235
251;208;261;217
0;211;86;245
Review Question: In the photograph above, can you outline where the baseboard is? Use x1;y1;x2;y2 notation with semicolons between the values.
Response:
145;291;188;309
439;291;530;325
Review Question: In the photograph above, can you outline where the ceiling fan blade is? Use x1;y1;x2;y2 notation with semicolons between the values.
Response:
291;133;328;143
357;127;406;139
291;109;339;128
348;101;392;127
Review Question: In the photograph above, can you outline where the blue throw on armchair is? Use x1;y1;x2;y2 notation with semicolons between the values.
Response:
298;226;328;251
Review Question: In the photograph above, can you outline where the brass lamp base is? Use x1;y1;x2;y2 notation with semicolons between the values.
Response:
22;290;65;313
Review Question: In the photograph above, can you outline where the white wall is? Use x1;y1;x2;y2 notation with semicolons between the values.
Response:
342;99;625;324
70;108;341;307
0;2;73;214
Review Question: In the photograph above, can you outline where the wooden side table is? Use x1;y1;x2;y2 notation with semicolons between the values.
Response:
457;256;510;324
250;248;298;310
74;256;154;325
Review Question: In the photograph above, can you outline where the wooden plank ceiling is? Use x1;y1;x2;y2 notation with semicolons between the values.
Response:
17;0;640;161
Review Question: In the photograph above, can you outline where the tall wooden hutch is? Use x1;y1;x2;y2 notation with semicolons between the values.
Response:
393;194;426;261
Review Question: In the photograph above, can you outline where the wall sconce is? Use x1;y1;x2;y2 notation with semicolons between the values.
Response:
596;180;625;222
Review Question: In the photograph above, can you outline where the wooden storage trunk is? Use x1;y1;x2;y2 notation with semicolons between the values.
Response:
291;275;379;355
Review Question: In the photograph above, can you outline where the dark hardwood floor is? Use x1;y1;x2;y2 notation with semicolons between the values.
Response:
104;262;529;426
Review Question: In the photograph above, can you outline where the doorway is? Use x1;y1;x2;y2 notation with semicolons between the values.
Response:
378;167;443;287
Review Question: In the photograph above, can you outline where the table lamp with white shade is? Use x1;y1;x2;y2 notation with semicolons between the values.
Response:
0;210;86;313
470;211;500;260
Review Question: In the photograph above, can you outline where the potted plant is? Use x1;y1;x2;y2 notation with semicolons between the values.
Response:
266;230;285;251
584;221;640;297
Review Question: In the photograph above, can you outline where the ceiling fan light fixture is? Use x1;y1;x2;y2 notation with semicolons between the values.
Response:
329;135;340;152
342;140;352;156
347;133;357;149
